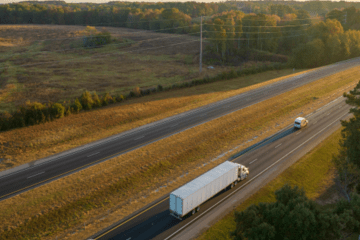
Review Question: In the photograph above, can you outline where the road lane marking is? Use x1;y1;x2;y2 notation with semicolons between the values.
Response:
134;136;144;140
249;159;257;165
163;112;348;240
87;152;100;157
296;131;301;135
326;112;330;115
94;197;169;239
275;143;282;148
27;172;45;179
172;123;178;127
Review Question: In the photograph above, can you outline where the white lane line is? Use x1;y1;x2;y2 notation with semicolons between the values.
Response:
164;113;347;240
27;172;45;179
87;152;100;157
249;159;257;165
172;123;179;127
134;136;144;141
275;143;282;148
296;131;301;135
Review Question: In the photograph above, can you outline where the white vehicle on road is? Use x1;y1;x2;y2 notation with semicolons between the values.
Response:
169;161;249;220
294;117;308;129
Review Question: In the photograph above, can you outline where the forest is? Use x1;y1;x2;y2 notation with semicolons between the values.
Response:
1;1;360;68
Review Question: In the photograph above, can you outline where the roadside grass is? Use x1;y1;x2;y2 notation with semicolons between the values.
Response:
196;127;344;240
0;68;307;171
0;66;358;240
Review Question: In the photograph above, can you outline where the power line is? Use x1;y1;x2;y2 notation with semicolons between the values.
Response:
204;33;307;41
204;23;311;28
203;28;307;34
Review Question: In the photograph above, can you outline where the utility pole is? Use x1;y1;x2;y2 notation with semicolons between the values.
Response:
199;16;202;73
345;12;347;24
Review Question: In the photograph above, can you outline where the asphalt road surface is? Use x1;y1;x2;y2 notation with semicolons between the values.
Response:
0;58;359;201
91;92;352;240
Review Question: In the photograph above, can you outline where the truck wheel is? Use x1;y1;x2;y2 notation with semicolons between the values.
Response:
234;181;237;185
230;183;234;189
196;206;200;212
192;209;196;215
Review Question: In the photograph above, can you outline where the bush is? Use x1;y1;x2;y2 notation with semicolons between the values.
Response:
102;93;113;106
51;103;65;119
133;87;141;97
115;94;126;102
92;92;101;108
157;84;163;91
80;91;94;110
71;98;82;113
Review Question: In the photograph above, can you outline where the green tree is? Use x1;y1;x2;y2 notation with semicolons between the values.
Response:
232;184;344;240
51;103;65;119
342;81;360;168
80;90;94;110
92;91;101;108
71;98;83;113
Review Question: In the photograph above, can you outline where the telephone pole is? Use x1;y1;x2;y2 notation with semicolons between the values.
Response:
199;16;203;73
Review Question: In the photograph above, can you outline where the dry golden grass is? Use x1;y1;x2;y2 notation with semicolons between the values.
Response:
0;69;309;171
0;66;358;240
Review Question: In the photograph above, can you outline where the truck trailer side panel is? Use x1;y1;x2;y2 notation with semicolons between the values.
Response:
170;161;239;217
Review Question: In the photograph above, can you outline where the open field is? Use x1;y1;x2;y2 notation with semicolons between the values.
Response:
0;68;307;171
0;65;358;240
196;127;345;240
0;24;249;113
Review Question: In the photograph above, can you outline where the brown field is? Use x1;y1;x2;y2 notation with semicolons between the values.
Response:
0;65;358;240
0;24;242;113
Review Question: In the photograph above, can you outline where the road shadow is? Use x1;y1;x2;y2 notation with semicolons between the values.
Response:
230;127;298;160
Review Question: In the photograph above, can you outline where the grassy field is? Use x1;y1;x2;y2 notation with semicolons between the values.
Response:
195;127;345;240
0;24;249;113
0;68;307;171
0;65;358;240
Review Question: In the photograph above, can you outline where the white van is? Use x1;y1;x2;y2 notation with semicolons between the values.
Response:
294;117;308;129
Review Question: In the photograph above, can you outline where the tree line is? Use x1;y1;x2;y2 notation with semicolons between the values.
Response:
232;82;360;240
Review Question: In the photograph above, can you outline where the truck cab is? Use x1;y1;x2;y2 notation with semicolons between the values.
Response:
238;165;249;181
294;117;308;129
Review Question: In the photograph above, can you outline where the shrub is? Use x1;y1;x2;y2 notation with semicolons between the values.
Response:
129;91;136;98
92;92;101;108
102;93;113;106
64;107;71;117
80;91;94;110
133;87;141;97
71;98;82;113
157;84;163;91
115;94;126;102
51;103;65;119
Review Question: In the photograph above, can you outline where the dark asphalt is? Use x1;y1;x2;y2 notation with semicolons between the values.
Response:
0;57;359;201
92;94;351;240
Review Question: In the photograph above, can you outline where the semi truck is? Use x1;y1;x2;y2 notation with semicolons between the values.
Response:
169;161;249;220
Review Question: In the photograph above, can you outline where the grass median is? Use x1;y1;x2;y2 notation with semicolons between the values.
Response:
196;126;344;240
0;66;358;240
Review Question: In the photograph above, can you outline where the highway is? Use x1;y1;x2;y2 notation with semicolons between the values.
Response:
0;57;359;201
90;91;352;240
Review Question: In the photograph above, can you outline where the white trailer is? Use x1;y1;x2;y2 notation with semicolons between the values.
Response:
169;161;249;220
